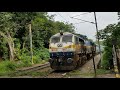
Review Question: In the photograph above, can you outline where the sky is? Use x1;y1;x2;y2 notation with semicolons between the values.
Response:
48;12;118;41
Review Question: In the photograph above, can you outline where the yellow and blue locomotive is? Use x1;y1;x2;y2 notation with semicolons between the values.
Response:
49;32;87;70
84;40;96;59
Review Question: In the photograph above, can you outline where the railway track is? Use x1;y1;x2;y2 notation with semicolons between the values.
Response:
9;62;50;76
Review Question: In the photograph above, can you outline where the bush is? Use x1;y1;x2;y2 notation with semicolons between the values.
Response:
33;48;50;63
101;46;113;69
0;61;17;73
6;61;17;71
17;55;32;67
16;48;50;67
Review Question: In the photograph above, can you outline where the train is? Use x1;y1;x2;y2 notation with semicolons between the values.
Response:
49;32;96;70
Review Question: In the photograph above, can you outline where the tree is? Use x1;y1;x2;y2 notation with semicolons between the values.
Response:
0;12;16;61
0;12;76;61
97;22;120;69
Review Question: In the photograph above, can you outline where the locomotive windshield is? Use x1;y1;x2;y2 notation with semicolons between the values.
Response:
85;41;91;45
62;35;73;43
51;36;60;43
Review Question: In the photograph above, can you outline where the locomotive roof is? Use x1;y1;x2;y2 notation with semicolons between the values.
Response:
51;32;85;41
51;32;73;37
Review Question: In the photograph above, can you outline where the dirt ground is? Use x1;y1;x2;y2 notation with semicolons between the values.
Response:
96;74;115;78
79;54;100;73
65;54;116;78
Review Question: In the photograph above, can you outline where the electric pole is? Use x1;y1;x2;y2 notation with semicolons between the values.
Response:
94;12;102;66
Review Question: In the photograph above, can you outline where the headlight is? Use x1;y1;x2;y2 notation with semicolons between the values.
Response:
67;58;73;63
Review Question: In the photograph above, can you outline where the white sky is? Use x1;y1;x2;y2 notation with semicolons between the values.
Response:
48;12;118;41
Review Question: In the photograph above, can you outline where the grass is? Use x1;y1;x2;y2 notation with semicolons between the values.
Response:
96;69;112;75
65;69;113;78
0;61;17;74
0;59;49;77
65;70;94;78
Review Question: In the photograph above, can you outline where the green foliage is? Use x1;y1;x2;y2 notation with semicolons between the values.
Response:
15;48;49;67
96;69;111;74
0;61;17;73
101;47;113;69
15;47;32;67
33;48;49;64
0;12;75;74
0;38;9;60
98;23;120;69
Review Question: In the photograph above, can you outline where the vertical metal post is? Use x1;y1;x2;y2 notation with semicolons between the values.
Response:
92;52;96;77
94;12;102;66
29;23;34;64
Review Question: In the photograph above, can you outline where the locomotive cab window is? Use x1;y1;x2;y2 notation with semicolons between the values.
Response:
62;35;73;43
74;36;79;44
85;41;91;45
51;36;60;43
79;38;84;45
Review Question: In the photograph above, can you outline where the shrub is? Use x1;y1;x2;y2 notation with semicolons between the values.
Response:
16;48;50;67
0;61;17;73
33;48;50;62
101;46;113;69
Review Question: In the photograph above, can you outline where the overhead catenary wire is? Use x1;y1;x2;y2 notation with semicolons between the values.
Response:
66;13;85;24
73;22;88;24
71;12;91;18
65;13;82;32
70;12;95;25
66;12;94;34
56;12;69;23
71;17;96;24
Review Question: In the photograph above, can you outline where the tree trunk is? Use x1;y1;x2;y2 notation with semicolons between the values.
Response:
22;37;27;49
8;41;14;61
6;32;14;61
0;31;15;61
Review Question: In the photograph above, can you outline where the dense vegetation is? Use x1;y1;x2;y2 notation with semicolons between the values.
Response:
98;22;120;69
0;12;75;73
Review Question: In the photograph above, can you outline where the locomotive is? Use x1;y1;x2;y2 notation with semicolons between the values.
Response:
84;40;96;59
49;32;96;70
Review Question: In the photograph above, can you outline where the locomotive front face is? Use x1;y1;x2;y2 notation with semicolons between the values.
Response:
49;33;76;70
49;35;75;53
